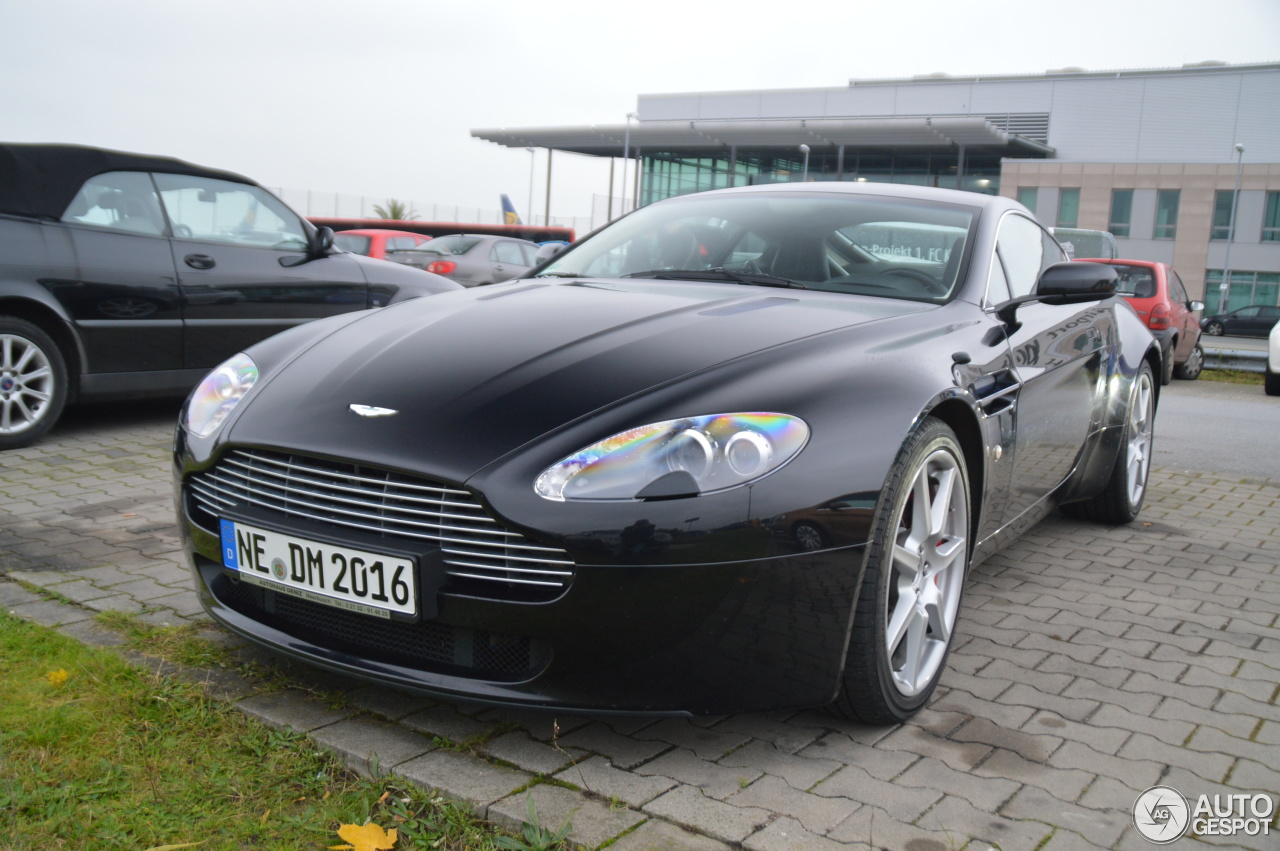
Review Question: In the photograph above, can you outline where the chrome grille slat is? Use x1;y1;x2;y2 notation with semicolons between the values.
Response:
221;457;483;511
189;449;575;599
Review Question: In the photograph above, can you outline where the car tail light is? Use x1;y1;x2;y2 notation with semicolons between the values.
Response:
426;260;457;275
1148;303;1171;330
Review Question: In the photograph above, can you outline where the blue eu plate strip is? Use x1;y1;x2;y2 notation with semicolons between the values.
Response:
219;519;239;570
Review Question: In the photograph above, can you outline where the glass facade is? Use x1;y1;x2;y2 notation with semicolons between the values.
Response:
1264;191;1280;242
1017;187;1038;211
638;149;1003;206
1057;188;1080;228
1211;190;1236;240
1109;189;1133;237
1155;190;1180;239
1205;269;1280;312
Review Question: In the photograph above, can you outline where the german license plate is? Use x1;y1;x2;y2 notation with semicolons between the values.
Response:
219;519;416;619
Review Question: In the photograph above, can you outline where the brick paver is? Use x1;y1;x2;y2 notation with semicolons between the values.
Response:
2;399;1277;849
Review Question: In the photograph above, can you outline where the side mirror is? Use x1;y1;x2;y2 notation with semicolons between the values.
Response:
534;242;567;264
1189;300;1205;312
310;226;335;257
1035;261;1117;303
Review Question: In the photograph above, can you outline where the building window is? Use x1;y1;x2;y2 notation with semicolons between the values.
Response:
1155;190;1180;239
1264;191;1280;243
1109;189;1133;237
1211;190;1237;240
1205;269;1280;313
1016;187;1038;212
1057;189;1080;228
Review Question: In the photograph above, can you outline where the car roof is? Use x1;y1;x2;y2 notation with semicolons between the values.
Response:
0;142;255;220
689;179;1010;211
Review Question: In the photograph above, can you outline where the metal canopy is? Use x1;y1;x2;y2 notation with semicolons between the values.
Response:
471;117;1055;158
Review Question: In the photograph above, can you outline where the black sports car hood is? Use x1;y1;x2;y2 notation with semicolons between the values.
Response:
226;279;930;483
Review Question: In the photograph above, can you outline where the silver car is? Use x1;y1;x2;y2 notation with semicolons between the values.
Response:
388;234;538;286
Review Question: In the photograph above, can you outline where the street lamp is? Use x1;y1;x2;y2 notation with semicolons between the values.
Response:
621;112;635;216
799;144;810;181
1219;143;1245;313
525;147;536;226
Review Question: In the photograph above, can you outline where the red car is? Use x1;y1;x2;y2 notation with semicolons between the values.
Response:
333;228;432;260
1081;258;1204;383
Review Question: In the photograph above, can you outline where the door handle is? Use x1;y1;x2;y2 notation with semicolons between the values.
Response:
185;254;216;270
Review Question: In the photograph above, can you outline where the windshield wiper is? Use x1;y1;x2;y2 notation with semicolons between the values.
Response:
622;268;808;289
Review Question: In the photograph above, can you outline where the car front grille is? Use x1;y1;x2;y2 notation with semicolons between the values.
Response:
212;571;550;680
187;448;573;603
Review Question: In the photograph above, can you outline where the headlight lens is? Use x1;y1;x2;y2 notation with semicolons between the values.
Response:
185;353;258;438
535;412;809;501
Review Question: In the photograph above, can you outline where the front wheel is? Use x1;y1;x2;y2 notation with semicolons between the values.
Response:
1173;343;1204;380
1204;321;1224;336
0;317;69;450
832;418;970;724
1061;362;1155;524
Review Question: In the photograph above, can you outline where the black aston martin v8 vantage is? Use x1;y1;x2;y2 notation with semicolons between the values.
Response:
174;183;1159;722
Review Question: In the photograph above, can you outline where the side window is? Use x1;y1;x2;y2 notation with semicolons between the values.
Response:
995;214;1050;298
493;242;526;264
1168;270;1188;304
152;174;308;250
61;171;166;236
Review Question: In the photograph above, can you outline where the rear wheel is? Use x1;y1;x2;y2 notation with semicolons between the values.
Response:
1173;343;1203;380
0;317;68;450
1204;321;1224;336
1159;343;1175;385
1061;362;1154;524
832;419;969;724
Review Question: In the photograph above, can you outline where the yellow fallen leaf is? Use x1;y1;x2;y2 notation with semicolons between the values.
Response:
45;669;69;687
332;822;398;851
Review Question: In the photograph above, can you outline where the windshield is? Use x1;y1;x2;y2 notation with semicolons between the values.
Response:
537;191;978;301
419;235;481;255
333;234;371;255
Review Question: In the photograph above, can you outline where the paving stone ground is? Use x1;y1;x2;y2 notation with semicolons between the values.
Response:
2;395;1277;850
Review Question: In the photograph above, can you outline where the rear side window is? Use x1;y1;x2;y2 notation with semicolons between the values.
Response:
61;171;166;236
493;242;527;264
1110;265;1157;298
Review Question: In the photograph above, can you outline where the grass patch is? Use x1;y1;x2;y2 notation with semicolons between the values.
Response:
1201;367;1264;385
0;611;525;850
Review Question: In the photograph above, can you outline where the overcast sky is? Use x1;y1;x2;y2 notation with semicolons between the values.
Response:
3;0;1278;224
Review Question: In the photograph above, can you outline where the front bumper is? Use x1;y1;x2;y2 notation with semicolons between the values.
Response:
175;460;868;715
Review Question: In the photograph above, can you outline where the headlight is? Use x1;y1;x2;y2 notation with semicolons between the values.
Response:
535;413;809;501
185;353;258;438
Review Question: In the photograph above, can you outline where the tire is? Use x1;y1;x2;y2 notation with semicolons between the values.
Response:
1159;343;1174;385
1204;321;1224;336
1266;366;1280;397
0;317;69;451
832;418;970;724
1173;343;1204;380
1061;362;1155;524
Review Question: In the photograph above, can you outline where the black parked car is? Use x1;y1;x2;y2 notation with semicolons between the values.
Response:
0;143;459;449
174;183;1159;722
1200;304;1280;337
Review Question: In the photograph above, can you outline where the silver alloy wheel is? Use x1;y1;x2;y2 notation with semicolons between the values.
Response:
0;333;55;436
793;523;824;551
1179;345;1203;378
1126;369;1155;506
885;447;968;697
